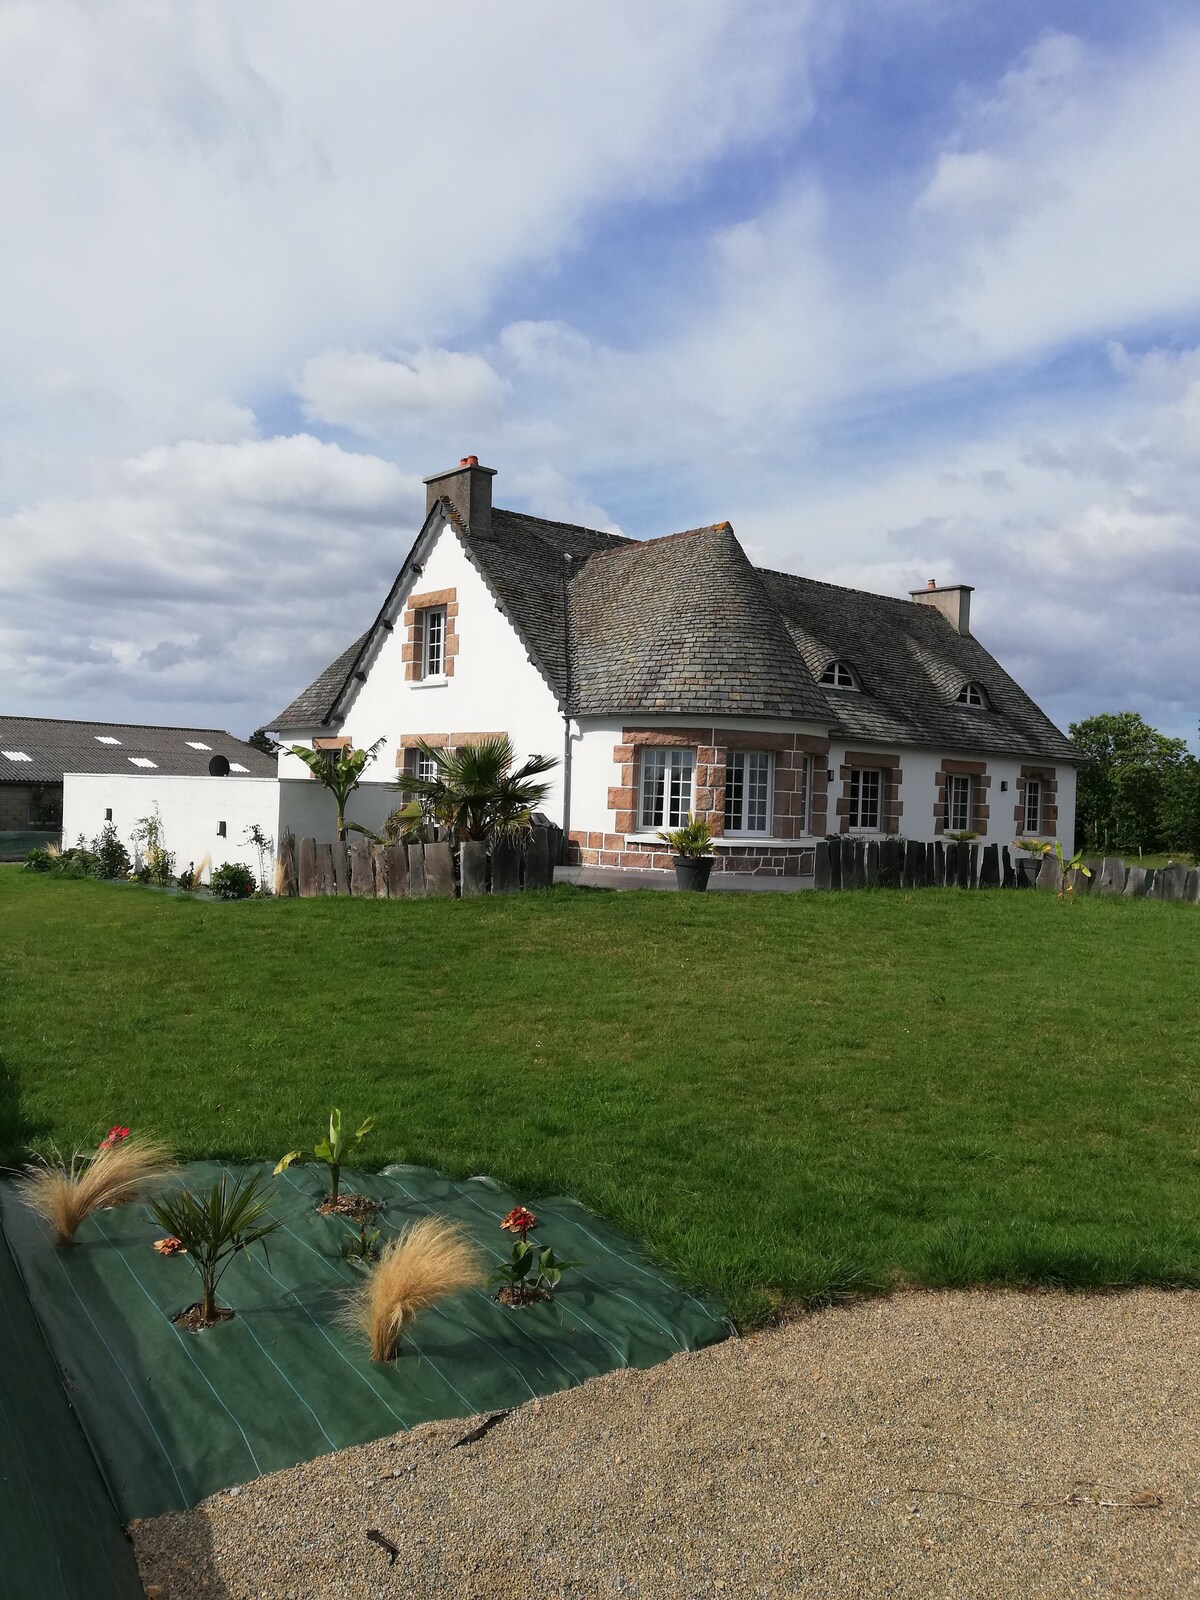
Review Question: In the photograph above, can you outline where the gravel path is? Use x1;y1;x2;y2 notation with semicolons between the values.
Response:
133;1289;1199;1599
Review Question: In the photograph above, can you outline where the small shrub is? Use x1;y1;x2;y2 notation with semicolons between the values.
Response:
210;861;256;900
150;1169;281;1327
347;1216;484;1361
489;1205;582;1306
132;807;175;886
23;846;54;872
16;1131;175;1246
91;822;132;880
275;1108;374;1204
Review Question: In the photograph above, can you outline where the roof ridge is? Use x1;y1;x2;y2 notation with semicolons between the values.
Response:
0;714;255;736
491;505;631;543
582;521;733;560
756;564;928;613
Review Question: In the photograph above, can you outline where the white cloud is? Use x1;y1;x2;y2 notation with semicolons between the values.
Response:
297;348;509;436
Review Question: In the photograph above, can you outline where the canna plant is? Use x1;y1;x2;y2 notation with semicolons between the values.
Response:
149;1170;280;1327
287;739;387;842
275;1108;375;1208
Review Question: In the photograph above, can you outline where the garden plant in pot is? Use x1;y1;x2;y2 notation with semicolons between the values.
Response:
659;813;717;891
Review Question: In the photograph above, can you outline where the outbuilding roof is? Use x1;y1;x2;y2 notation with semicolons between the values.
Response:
0;717;276;785
268;498;1076;764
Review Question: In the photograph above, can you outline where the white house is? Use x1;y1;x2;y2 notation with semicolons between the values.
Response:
266;457;1078;877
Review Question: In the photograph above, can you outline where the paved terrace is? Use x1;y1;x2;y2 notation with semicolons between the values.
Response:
555;865;815;893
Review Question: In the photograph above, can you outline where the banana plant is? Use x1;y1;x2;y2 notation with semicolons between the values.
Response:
287;738;388;842
275;1108;375;1204
1054;839;1093;902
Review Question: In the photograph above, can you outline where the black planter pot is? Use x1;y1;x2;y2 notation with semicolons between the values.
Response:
673;855;714;892
1016;857;1039;889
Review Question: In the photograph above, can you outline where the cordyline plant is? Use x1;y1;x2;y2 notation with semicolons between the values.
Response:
394;736;557;844
489;1205;581;1306
149;1170;280;1327
275;1108;375;1205
288;738;387;842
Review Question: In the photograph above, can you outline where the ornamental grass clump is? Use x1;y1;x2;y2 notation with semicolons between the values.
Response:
347;1216;484;1362
16;1129;175;1246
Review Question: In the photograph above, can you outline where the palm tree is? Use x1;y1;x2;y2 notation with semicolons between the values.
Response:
400;736;557;843
288;738;387;841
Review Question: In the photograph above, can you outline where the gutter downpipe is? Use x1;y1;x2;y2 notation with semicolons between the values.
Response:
560;552;575;865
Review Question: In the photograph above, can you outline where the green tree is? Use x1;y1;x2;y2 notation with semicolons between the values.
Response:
397;736;556;843
1069;711;1195;854
288;738;387;842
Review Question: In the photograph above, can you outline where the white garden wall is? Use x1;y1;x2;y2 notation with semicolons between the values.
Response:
62;773;281;880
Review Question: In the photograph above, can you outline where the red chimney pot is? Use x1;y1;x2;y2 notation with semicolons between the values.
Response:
460;455;479;467
927;579;936;589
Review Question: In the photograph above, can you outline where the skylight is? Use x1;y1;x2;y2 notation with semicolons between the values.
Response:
229;762;249;773
2;750;31;762
819;660;860;691
95;735;122;745
186;740;211;750
128;757;157;768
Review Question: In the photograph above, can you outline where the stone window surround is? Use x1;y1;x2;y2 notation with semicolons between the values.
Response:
1014;764;1058;835
402;588;459;682
835;751;904;835
604;726;831;842
933;757;990;837
395;731;507;777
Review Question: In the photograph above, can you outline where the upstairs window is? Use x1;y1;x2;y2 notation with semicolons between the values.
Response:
848;768;881;831
819;660;860;690
947;773;972;832
1023;779;1041;835
640;747;694;831
724;751;771;834
420;607;447;679
957;681;990;708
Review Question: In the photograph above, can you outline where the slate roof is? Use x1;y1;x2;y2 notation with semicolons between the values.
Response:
0;717;277;785
757;569;1077;760
569;524;832;721
268;500;1075;763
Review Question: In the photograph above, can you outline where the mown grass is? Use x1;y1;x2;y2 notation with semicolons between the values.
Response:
2;869;1198;1325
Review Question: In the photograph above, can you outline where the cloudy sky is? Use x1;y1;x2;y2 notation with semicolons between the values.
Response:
3;0;1198;742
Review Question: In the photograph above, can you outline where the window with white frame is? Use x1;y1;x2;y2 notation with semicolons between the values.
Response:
820;660;860;690
639;747;694;830
1023;778;1041;835
420;607;446;678
408;748;439;784
956;681;990;708
798;753;813;834
724;750;771;834
848;768;881;831
946;773;972;832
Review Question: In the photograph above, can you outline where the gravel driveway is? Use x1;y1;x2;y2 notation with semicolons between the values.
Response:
133;1288;1199;1599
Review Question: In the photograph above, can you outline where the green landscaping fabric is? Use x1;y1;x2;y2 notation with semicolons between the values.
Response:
1;1162;730;1521
0;1224;144;1600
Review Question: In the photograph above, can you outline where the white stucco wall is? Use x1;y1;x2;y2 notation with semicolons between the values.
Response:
62;773;281;880
276;512;567;819
276;777;401;844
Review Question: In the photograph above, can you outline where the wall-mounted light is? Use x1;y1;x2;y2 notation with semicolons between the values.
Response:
1000;780;1008;792
105;807;112;821
217;820;227;838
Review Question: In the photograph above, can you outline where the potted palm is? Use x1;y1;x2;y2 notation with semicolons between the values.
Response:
659;813;717;891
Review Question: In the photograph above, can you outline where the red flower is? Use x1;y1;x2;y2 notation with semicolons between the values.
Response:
153;1236;186;1255
100;1126;131;1149
501;1205;538;1239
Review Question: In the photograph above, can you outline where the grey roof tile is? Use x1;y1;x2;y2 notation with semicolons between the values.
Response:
0;717;276;785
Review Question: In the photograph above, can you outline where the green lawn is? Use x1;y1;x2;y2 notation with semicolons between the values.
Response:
2;869;1198;1325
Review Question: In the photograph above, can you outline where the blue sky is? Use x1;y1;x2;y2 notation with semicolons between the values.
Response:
2;0;1199;742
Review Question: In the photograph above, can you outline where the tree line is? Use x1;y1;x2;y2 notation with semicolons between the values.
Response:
1070;712;1200;857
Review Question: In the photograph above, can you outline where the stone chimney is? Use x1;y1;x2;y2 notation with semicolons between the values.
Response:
910;578;973;636
424;456;496;536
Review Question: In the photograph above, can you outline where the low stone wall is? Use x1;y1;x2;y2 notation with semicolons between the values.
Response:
813;838;1200;902
567;829;815;878
276;826;560;899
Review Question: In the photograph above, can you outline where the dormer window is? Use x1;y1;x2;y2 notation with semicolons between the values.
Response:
819;660;860;690
957;682;990;709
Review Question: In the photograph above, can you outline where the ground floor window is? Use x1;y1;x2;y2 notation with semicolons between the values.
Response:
848;767;881;831
947;773;972;832
1023;778;1041;834
404;748;440;784
640;747;694;830
724;750;771;833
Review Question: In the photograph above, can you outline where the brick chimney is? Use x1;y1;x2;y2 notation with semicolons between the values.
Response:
910;578;973;636
424;456;496;536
